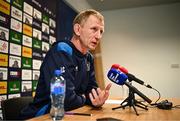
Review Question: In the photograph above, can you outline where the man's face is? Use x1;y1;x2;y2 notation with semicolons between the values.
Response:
78;15;104;51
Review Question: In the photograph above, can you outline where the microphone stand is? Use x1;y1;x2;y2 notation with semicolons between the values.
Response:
112;80;148;116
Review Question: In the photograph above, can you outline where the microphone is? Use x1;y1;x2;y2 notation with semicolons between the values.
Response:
107;68;152;104
111;64;152;88
107;68;128;85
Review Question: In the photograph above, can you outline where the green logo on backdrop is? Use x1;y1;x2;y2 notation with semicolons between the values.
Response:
33;38;42;49
12;0;23;10
8;81;20;93
22;57;32;68
32;80;38;91
10;30;22;44
42;14;49;24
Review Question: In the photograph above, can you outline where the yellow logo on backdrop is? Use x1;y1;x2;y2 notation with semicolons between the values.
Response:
22;46;32;58
32;91;36;97
0;82;7;94
0;0;10;15
0;53;8;67
23;24;32;37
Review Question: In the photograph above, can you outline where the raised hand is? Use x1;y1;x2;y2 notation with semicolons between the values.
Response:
89;83;112;107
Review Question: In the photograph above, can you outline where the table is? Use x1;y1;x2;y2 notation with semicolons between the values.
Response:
27;98;180;121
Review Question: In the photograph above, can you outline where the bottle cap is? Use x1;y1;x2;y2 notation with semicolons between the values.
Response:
54;70;61;76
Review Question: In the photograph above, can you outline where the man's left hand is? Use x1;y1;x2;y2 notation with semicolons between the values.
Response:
89;83;112;107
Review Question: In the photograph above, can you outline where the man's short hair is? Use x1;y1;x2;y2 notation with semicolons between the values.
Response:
73;9;104;27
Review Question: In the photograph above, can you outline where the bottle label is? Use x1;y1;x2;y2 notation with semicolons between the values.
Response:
51;83;65;95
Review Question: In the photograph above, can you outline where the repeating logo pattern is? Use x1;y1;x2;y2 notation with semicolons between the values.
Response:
0;0;56;103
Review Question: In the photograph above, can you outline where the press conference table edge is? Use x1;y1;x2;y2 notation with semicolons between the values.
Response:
27;98;180;121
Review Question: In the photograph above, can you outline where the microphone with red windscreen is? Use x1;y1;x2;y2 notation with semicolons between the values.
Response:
111;64;152;88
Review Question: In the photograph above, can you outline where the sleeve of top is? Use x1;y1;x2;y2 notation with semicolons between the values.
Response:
85;53;99;106
19;42;86;120
34;43;86;110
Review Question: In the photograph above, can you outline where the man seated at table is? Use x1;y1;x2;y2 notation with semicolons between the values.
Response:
20;9;111;120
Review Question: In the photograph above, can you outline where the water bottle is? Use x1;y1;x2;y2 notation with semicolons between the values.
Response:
50;70;66;121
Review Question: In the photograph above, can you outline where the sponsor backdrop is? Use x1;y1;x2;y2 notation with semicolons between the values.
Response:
0;0;57;118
